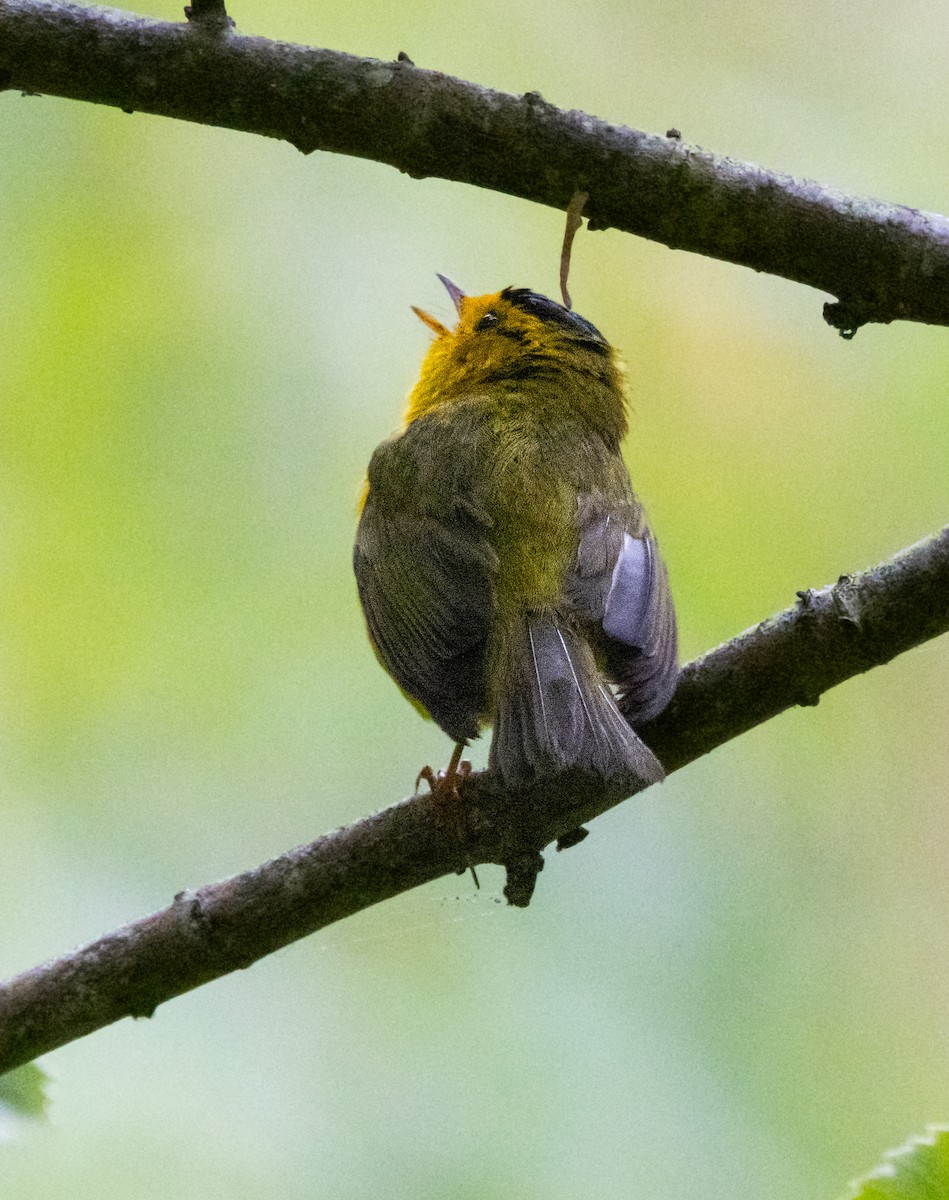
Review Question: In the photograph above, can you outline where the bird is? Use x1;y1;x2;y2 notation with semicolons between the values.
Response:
353;276;678;825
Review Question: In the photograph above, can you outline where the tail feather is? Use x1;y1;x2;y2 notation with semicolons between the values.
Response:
489;615;665;789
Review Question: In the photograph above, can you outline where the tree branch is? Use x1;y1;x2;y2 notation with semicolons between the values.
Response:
0;525;947;1075
2;1;949;333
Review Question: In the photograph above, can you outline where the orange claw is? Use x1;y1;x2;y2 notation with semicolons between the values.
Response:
415;743;479;888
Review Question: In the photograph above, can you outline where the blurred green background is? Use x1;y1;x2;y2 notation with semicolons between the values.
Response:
2;0;948;1196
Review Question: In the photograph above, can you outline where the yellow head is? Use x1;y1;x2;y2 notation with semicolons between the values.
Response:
404;278;628;446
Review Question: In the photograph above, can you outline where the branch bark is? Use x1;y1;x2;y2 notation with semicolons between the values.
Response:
0;525;947;1076
2;0;949;332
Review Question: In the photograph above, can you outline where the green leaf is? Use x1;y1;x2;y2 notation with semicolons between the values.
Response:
0;1063;50;1123
843;1127;949;1200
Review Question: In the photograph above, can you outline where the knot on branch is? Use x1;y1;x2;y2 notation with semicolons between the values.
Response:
823;296;898;338
502;851;544;907
183;0;235;32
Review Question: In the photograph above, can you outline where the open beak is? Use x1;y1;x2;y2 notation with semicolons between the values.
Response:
410;306;449;335
411;274;467;335
436;274;466;313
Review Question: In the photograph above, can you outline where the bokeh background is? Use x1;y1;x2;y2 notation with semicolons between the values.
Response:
2;0;948;1196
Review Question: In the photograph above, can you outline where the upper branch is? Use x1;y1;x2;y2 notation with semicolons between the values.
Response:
0;525;947;1076
2;0;949;332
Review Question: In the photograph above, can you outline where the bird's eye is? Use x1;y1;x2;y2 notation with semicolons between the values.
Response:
475;312;498;332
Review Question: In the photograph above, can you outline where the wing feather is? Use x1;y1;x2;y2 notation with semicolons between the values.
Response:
566;491;678;727
354;415;497;743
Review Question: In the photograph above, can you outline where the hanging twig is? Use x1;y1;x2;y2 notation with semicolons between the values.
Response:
559;189;588;309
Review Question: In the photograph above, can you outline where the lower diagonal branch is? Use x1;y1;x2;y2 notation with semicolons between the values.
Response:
0;525;947;1075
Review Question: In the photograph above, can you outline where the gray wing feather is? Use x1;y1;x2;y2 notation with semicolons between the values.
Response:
566;493;678;727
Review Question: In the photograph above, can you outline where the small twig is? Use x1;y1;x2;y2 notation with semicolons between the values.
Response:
559;189;588;309
183;0;233;30
0;525;947;1076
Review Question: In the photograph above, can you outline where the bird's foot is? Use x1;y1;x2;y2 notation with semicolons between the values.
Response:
415;750;478;888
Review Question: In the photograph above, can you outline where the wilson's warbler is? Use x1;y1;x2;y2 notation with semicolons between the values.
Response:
354;277;678;807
